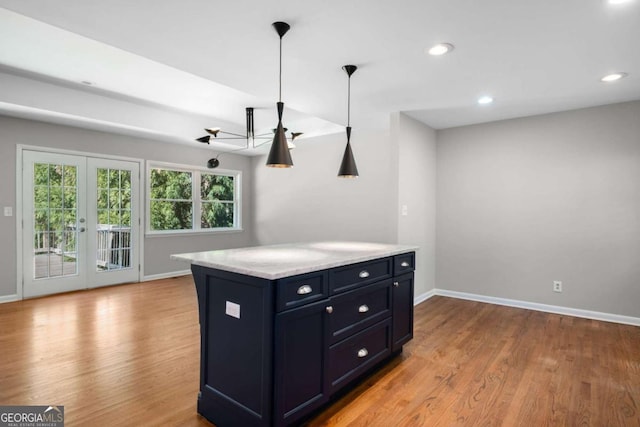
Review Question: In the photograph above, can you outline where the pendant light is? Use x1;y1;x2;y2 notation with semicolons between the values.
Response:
266;21;294;168
338;65;359;178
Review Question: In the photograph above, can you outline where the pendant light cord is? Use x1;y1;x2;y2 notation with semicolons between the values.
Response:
347;76;351;127
279;36;283;102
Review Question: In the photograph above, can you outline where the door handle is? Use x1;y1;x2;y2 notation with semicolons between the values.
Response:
79;227;86;232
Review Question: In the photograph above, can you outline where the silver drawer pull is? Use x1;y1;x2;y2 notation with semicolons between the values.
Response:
359;270;370;278
358;304;369;313
401;261;410;267
357;348;368;358
326;306;333;314
297;285;312;295
393;281;400;287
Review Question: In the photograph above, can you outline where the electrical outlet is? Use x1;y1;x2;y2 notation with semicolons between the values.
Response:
553;281;562;293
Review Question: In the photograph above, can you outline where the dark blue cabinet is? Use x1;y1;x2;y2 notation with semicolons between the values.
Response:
191;252;415;427
392;272;414;352
274;299;329;425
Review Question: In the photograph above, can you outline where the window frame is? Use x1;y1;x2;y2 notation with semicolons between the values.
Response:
145;161;242;236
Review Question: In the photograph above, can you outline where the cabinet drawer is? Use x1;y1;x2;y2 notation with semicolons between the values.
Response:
329;257;392;294
328;319;392;391
393;252;415;275
328;279;392;345
276;271;328;312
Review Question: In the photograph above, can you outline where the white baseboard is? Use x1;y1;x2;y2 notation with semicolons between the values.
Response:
434;289;640;327
142;270;191;282
414;289;436;306
0;294;20;304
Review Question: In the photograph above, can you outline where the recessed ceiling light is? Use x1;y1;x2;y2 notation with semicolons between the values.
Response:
600;72;628;82
477;96;494;105
81;80;94;86
607;0;634;4
427;43;454;56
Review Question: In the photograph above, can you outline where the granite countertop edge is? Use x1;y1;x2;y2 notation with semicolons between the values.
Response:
170;242;418;280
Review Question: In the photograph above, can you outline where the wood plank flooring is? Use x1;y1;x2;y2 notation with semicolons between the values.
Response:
0;277;638;426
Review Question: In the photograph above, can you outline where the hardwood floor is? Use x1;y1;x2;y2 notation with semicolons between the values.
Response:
0;277;638;426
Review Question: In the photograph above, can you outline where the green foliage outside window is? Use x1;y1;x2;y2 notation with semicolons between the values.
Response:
150;169;193;230
149;167;237;231
97;168;132;227
201;174;235;228
33;163;78;254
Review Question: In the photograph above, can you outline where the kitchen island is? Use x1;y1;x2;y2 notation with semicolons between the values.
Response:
171;241;417;427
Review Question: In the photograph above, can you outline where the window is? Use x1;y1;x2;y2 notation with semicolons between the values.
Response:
147;162;241;234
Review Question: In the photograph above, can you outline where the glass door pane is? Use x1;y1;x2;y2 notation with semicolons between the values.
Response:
33;163;79;279
95;167;132;272
87;158;139;288
23;151;87;298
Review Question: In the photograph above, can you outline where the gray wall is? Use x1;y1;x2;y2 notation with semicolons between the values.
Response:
251;130;398;245
436;101;640;318
252;119;437;299
392;113;437;297
0;115;254;298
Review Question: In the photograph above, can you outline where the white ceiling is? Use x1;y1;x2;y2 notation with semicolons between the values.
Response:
0;0;639;153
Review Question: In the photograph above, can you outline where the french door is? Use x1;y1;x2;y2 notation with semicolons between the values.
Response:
22;151;140;298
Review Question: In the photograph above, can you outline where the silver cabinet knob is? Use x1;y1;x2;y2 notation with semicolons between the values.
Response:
359;270;370;278
326;306;333;314
357;348;368;358
358;304;369;313
297;285;312;295
393;282;399;287
401;261;410;267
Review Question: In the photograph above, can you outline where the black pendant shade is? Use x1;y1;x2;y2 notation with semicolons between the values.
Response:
338;127;359;178
338;65;359;178
266;22;294;168
266;102;293;167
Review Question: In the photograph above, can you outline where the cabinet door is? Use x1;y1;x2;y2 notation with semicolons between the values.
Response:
274;299;330;426
392;272;414;352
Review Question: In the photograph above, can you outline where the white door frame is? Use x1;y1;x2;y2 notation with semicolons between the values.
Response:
16;144;145;299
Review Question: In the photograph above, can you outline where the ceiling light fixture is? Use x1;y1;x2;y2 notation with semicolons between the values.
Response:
338;65;359;178
477;96;494;105
266;21;294;168
607;0;634;4
600;72;628;82
196;106;301;168
427;43;454;56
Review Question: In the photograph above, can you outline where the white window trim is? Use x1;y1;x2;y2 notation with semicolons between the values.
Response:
146;161;242;236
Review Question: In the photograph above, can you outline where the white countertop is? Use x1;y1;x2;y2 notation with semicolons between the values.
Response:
170;241;418;280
